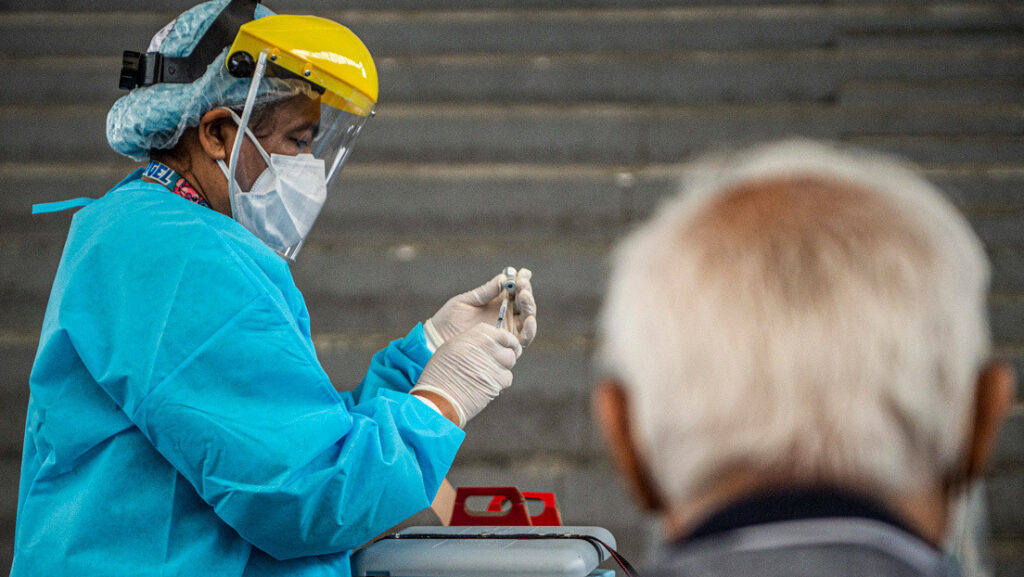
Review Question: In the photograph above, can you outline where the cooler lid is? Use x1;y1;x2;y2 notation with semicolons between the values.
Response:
352;525;616;577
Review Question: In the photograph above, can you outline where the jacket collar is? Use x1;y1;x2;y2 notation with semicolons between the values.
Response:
681;486;933;549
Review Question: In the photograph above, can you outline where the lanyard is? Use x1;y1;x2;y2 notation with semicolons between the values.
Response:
143;160;211;208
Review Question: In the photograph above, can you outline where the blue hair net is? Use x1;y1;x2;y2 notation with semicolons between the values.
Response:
106;0;314;161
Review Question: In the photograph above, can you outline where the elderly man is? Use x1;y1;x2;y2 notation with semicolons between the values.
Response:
594;140;1015;576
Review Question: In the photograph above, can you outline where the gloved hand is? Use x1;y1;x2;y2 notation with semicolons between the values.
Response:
426;268;537;349
412;323;523;427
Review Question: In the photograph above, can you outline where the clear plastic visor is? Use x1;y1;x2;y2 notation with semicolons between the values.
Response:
225;51;372;261
226;58;370;193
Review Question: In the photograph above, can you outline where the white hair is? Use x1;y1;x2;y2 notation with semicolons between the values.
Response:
598;140;992;506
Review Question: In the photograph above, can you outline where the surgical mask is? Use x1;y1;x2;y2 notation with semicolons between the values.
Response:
217;109;327;259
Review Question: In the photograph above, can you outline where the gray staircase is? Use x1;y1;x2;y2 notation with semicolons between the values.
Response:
1;1;1023;573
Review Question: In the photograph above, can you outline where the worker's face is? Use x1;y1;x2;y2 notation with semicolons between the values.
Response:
231;94;322;191
194;94;322;217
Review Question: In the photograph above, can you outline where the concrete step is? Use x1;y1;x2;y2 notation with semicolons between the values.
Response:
281;239;610;334
5;163;1024;238
0;342;30;456
3;229;1024;336
277;250;1024;337
994;406;1024;468
992;541;1024;577
4;281;1023;364
840;78;1024;105
5;46;1023;107
991;295;1024;343
0;348;611;472
1;455;19;513
0;336;606;454
0;231;609;332
1;165;630;240
3;323;1024;458
845;135;1024;166
2;4;1020;58
5;160;1023;331
0;0;971;13
0;455;17;573
374;47;1024;104
3;103;1022;164
837;30;1024;51
3;315;1022;420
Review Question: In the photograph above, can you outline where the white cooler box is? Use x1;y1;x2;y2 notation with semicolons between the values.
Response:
351;525;618;577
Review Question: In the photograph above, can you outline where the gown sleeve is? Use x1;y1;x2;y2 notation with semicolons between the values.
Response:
64;211;464;560
345;322;434;405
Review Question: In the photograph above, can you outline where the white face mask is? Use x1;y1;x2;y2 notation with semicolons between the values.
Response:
217;110;328;258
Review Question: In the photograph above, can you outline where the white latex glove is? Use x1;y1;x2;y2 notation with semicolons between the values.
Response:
412;323;522;427
426;268;537;348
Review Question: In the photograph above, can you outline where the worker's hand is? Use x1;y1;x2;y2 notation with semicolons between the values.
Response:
426;268;537;348
412;323;522;427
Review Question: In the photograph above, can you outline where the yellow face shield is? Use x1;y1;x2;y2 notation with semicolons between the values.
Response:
219;14;379;261
227;15;378;116
224;14;378;189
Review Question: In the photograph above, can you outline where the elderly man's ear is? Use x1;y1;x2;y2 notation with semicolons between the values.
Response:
963;361;1016;482
593;379;667;512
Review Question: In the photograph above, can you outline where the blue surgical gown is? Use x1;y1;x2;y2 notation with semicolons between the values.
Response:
12;170;464;576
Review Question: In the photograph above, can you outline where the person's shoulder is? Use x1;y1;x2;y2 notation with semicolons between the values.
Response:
64;176;297;294
73;179;251;259
80;180;214;234
651;518;948;577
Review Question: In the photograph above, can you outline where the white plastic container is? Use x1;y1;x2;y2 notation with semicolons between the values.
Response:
351;525;617;577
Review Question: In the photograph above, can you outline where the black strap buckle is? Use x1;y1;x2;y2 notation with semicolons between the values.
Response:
119;51;164;90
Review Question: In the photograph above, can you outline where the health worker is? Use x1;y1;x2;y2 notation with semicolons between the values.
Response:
11;1;537;575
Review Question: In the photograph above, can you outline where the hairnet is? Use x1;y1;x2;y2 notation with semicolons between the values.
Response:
106;0;317;162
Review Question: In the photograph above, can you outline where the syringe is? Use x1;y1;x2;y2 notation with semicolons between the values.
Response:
496;266;517;333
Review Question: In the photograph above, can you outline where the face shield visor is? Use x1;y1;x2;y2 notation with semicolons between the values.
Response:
221;15;378;261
